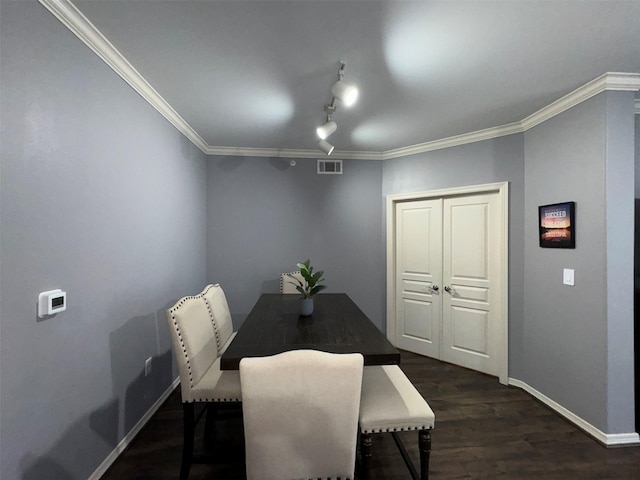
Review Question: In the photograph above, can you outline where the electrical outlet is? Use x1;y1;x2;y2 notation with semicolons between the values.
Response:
145;357;152;376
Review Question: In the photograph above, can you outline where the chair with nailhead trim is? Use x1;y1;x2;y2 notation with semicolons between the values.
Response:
167;292;241;480
280;271;304;294
240;349;364;480
358;365;435;480
199;284;241;445
201;284;237;354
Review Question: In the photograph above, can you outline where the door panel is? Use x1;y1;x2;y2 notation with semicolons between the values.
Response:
451;285;489;303
395;200;442;358
442;193;500;376
449;203;489;280
450;306;489;355
402;299;434;340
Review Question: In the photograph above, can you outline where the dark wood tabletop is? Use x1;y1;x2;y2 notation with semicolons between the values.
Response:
220;293;401;370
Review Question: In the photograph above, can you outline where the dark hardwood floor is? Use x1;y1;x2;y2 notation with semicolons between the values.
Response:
101;351;640;479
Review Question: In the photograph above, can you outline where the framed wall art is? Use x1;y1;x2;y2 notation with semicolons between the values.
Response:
538;201;575;248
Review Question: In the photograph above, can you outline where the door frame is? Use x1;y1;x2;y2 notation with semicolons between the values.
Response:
386;182;509;384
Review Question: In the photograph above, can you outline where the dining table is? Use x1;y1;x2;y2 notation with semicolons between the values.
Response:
220;293;401;370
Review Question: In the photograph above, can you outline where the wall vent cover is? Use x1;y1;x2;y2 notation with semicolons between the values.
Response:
317;159;343;174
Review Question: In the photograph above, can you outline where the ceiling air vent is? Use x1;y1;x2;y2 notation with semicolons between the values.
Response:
317;159;343;175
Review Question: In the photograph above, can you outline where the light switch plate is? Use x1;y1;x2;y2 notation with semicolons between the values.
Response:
563;268;575;286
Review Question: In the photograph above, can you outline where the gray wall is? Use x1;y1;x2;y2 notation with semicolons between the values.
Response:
0;3;207;479
604;93;636;433
381;134;527;376
523;91;636;434
206;157;385;329
636;114;640;197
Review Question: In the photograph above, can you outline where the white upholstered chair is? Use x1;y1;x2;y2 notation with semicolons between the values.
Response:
167;292;241;480
240;349;364;480
201;283;237;353
280;271;304;294
359;365;435;480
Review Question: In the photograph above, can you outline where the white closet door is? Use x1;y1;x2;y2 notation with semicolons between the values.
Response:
395;199;443;358
442;192;502;377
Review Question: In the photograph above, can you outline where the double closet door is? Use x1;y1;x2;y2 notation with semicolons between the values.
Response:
395;191;503;378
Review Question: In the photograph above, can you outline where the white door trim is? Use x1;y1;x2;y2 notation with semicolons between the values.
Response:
386;182;509;384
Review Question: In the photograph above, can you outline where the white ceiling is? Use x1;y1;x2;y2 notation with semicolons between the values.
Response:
67;0;640;157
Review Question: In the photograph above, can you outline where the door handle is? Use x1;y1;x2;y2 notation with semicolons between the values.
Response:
431;285;439;292
444;286;451;293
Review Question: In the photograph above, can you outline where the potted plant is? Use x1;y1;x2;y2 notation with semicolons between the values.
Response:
289;259;326;316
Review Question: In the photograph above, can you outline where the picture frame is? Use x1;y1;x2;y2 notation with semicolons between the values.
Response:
538;201;575;248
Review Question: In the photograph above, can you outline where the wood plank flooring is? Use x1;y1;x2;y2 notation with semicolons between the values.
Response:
101;351;640;479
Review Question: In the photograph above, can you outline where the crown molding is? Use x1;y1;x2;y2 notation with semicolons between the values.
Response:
521;72;640;131
205;145;319;159
321;150;385;161
39;1;640;161
204;145;384;161
38;0;210;154
382;122;524;160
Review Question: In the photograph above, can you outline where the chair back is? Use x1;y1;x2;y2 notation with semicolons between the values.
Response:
280;271;304;294
202;283;234;351
240;349;363;480
167;295;218;402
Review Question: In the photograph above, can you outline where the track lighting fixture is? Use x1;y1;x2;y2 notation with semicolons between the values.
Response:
316;119;337;140
331;80;358;106
315;61;358;155
331;61;358;106
318;139;334;155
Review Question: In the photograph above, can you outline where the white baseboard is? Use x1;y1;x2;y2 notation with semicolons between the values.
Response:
508;378;640;447
88;377;180;480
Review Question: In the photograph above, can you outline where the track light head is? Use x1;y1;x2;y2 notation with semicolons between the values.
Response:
318;139;334;155
316;120;337;140
331;80;358;107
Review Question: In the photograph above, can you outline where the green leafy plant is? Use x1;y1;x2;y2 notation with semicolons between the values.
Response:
289;259;327;299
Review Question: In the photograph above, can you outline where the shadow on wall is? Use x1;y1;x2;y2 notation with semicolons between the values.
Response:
216;157;245;173
214;155;295;173
109;306;176;435
19;396;120;480
20;303;179;479
21;456;74;480
267;158;297;172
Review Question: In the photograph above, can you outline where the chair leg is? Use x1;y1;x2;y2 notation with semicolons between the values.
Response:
359;432;373;480
180;403;195;480
204;403;218;441
418;429;432;480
